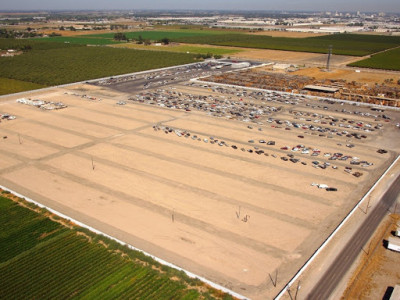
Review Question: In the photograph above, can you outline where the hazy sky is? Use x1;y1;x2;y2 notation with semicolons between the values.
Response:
2;0;399;13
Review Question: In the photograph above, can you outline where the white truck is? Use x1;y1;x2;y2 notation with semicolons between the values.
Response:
396;221;400;237
388;237;400;252
389;284;400;300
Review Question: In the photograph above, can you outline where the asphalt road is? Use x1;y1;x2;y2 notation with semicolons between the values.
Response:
306;173;400;300
93;60;262;94
94;64;231;94
97;70;202;94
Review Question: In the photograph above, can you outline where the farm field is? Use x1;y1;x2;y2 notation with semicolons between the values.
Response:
0;43;196;87
173;33;400;56
348;47;400;71
0;78;46;95
1;75;399;299
37;30;230;46
39;36;123;45
111;43;241;56
82;29;230;40
250;30;327;38
0;194;231;299
0;37;83;51
1;30;398;97
49;31;400;57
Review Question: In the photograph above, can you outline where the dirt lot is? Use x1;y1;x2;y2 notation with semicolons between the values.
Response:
205;67;400;106
232;49;357;67
292;67;400;86
0;81;399;299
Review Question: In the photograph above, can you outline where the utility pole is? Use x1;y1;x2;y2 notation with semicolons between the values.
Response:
269;269;278;287
326;45;332;71
359;195;371;215
366;195;371;214
287;280;301;300
294;281;301;300
236;205;241;219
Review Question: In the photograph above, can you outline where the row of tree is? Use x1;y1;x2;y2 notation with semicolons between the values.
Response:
113;33;170;46
110;24;129;30
0;29;43;39
195;53;222;59
59;26;76;31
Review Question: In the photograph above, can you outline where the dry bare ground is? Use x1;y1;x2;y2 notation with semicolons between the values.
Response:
291;67;400;86
0;82;399;299
232;49;357;67
342;214;400;300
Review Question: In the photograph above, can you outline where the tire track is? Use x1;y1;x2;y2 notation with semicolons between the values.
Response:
36;162;290;259
110;140;333;207
74;150;318;230
133;130;357;186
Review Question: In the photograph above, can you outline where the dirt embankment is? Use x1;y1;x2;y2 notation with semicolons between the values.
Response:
342;214;400;300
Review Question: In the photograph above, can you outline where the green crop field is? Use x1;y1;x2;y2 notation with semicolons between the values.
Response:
30;30;227;46
113;43;240;56
41;36;123;45
348;47;400;71
174;45;239;55
172;33;400;56
0;45;197;86
0;193;232;299
0;38;83;51
0;78;46;95
82;30;227;41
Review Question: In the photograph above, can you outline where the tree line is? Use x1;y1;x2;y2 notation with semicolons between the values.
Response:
113;33;170;46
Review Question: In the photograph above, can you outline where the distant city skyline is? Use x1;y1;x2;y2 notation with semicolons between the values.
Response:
1;0;400;13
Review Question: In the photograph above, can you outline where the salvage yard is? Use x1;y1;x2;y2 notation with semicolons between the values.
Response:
0;66;399;299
